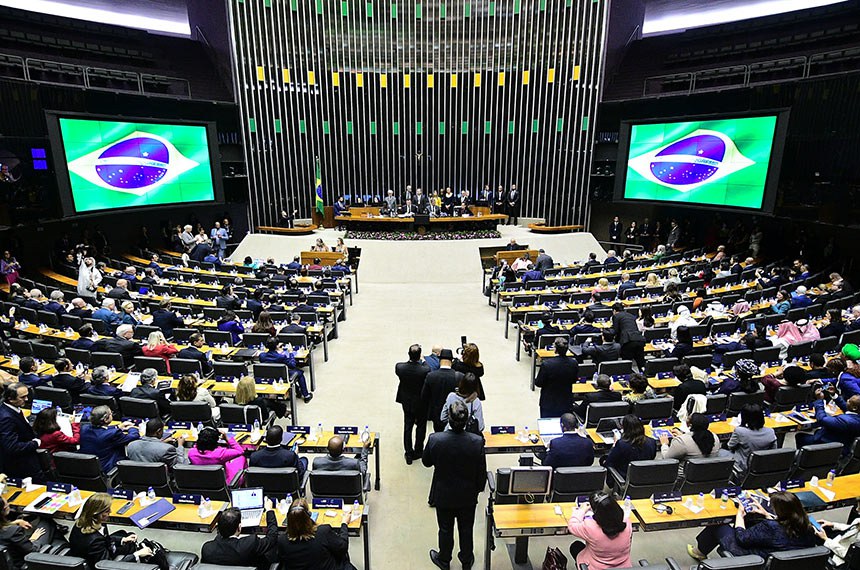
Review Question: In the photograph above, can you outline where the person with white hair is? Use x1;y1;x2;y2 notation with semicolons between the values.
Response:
21;289;43;312
790;285;813;308
44;290;66;317
68;298;93;320
130;368;171;415
179;224;196;253
91;324;143;369
604;249;619;265
91;298;122;330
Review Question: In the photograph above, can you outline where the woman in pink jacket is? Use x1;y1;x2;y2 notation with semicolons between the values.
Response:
187;427;246;484
566;492;633;570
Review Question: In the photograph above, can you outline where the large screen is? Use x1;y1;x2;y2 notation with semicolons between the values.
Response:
616;113;787;211
48;114;221;216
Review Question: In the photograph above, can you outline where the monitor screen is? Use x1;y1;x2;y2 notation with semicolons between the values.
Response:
508;467;553;495
537;417;562;436
31;400;53;414
615;113;787;212
47;114;222;216
231;488;264;509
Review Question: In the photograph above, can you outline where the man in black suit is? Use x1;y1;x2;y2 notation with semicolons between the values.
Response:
92;324;143;370
672;364;707;411
249;425;307;477
581;329;621;365
582;252;601;271
423;400;486;570
493;185;506;216
421;349;463;433
506;184;521;225
106;279;133;301
413;188;429;214
245;289;266;320
200;501;277;570
0;383;42;479
536;413;594;468
215;285;243;310
534;249;554;273
68;297;93;319
177;333;213;376
608;216;623;242
281;313;307;336
51;358;89;403
570;310;601;337
611;302;647;371
150;299;185;339
395;344;431;464
535;337;578;418
129;368;171;416
573;374;622;422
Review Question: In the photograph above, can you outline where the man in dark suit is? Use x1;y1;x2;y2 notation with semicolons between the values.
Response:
534;249;554;273
582;252;601;271
312;435;370;477
581;329;621;365
44;291;67;318
421;349;464;433
50;358;89;403
215;285;243;310
201;501;277;570
92;324;143;370
536;413;595;468
84;366;123;401
130;367;172;416
413;188;430;214
68;297;93;319
92;299;123;331
150;299;185;339
249;425;307;476
672;364;707;411
608;216;623;242
612;302;646;371
506;184;521;225
795;390;860;453
78;405;140;471
17;357;50;388
570;310;601;337
245;290;266;320
535;338;578;418
106;279;133;301
177;333;213;376
423;400;486;570
573;374;622;422
395;344;431;464
493;185;506;216
0;383;42;479
280;313;308;337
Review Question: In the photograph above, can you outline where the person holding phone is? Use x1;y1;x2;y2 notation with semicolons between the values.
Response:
0;496;50;569
566;492;632;569
453;343;486;401
688;490;824;560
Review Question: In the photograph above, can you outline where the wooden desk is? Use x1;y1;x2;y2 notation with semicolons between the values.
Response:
2;484;224;532
286;430;382;491
256;225;317;236
483;431;545;455
494;249;539;267
300;251;346;266
337;213;506;233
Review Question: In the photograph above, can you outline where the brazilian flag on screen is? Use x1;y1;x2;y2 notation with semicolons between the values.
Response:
623;115;777;209
58;118;215;213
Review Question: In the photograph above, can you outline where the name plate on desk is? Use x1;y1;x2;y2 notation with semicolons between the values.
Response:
290;426;311;435
215;375;238;382
168;421;191;429
6;478;24;488
312;498;343;510
767;361;781;368
334;426;358;435
173;494;202;505
705;413;727;422
656;372;674;379
780;479;804;490
47;482;72;494
713;486;742;498
650;418;675;428
795;403;812;412
491;426;516;435
651;492;682;504
108;488;134;500
254;377;277;385
611;374;630;382
227;424;252;432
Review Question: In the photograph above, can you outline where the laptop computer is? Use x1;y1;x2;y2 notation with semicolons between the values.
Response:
595;417;624;444
231;487;265;528
30;399;52;415
537;417;562;445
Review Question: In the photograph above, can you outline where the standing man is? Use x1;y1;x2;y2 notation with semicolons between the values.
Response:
395;344;431;464
421;349;463;433
215;222;229;259
413;188;429;214
383;190;398;214
611;302;646;372
534;338;578;418
0;383;42;479
609;216;623;242
666;220;681;249
423;400;486;570
638;218;652;249
507;184;521;225
493;185;506;216
534;249;554;273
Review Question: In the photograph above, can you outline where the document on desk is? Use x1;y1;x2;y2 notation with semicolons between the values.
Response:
24;492;68;515
121;373;141;392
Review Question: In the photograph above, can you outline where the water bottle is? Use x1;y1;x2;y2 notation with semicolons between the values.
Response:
623;496;632;514
109;365;116;377
720;491;729;509
523;426;529;441
361;425;370;444
196;421;204;435
317;423;323;438
697;492;705;508
284;493;293;511
827;469;836;487
352;499;360;517
147;487;156;502
253;418;261;437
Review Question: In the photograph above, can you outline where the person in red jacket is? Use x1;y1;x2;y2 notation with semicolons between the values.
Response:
141;331;178;373
33;407;80;454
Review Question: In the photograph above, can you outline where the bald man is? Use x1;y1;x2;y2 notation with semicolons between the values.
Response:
312;435;370;477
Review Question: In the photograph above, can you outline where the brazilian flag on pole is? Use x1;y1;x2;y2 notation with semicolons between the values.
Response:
314;157;324;215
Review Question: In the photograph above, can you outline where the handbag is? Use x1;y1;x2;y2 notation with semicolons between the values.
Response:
140;538;170;570
542;546;567;570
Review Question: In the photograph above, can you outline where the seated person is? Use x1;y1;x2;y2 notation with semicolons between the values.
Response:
67;297;93;320
17;357;49;388
580;329;621;364
573;374;623;422
69;493;153;566
188;427;247;484
215;285;243;311
0;496;51;570
566;492;632;570
601;414;656;477
201;501;277;570
84;366;122;400
535;413;594;468
712;330;771;367
217;311;245;345
126;417;189;468
672;364;707;411
276;498;352;570
78;405;140;471
175;374;220;422
34;406;80;454
657;413;722;465
761;364;809;402
795;387;860;453
249;425;308;477
281;313;308;336
622;372;659;403
177;333;214;376
570;310;601;336
141;331;179;373
689;490;823;560
727;403;776;479
312;435;371;477
91;324;143;370
150;299;185;339
119;301;139;326
50;358;89;402
129;368;172;416
235;376;287;420
667;325;695;360
258;337;313;403
713;358;763;397
69;323;98;351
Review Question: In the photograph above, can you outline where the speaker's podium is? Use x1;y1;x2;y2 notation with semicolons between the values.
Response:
413;214;430;234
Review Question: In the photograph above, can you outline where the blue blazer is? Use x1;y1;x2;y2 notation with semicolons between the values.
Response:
217;320;245;345
810;398;860;454
19;372;50;388
0;404;41;478
79;424;140;471
541;433;595;469
258;350;298;370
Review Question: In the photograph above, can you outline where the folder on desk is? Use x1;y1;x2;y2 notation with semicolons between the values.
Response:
129;499;176;529
794;491;826;509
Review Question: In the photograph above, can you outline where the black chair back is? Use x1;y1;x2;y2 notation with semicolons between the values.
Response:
60;314;83;331
644;358;678;378
549;466;606;502
242;332;271;348
95;561;160;570
633;398;674;422
8;338;32;356
679;456;735;495
738;448;796;489
33;385;74;411
308;470;365;504
726;391;765;415
684;354;714;371
644;328;671;341
786;341;814;360
765;546;829;570
134;357;168;375
172;328;198;343
173;464;231;500
133;325;160;341
213;361;247;380
597;360;633;377
789;442;843;481
771;385;813;412
64;348;91;366
219;404;263;426
24;553;87;570
119;397;160;420
116;461;173;496
618;459;679;499
53;451;112;491
169;401;213;424
705;394;728;414
814;336;840;354
724;350;753;370
752;346;781;364
253;363;289;380
840;437;860;475
584;401;630;428
170;358;203;376
31;342;60;361
244;467;304;500
79;393;118;413
91;352;126;371
203;330;233;346
37;311;60;328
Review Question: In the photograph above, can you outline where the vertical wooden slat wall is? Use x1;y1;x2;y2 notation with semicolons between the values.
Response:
229;0;608;229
